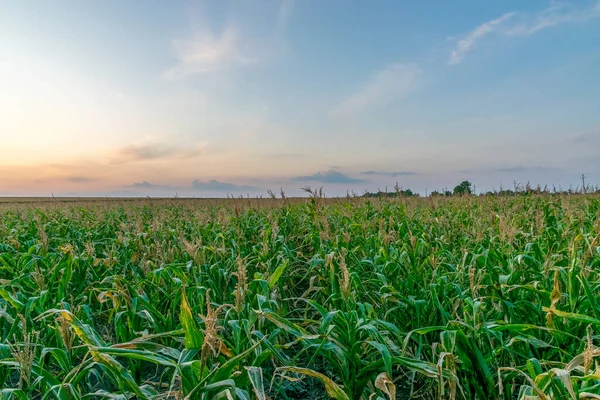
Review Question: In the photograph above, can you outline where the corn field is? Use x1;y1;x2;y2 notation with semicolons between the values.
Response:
1;195;600;399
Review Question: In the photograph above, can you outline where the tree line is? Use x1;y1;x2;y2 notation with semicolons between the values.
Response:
362;180;600;198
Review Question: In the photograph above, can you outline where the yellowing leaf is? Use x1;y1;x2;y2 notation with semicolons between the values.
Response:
374;372;396;400
277;367;349;400
180;289;203;349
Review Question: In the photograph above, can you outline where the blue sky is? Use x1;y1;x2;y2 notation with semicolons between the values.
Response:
1;0;599;196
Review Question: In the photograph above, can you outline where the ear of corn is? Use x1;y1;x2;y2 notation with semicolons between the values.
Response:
0;195;600;399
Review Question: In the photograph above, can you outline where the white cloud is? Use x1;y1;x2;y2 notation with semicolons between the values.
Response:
163;27;255;79
163;1;294;80
449;12;516;65
111;143;206;164
506;1;600;36
331;64;421;117
450;1;600;64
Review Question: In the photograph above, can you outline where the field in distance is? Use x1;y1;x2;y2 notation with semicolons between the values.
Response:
1;194;599;399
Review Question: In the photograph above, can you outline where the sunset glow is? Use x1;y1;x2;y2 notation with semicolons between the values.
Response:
2;1;600;196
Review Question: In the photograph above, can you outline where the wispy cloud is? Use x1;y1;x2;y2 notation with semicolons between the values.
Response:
192;179;256;192
449;1;600;64
163;27;255;79
164;1;294;80
494;166;554;173
67;176;98;183
361;170;417;177
460;165;557;174
570;131;600;144
506;1;600;36
449;12;516;65
331;64;421;117
126;179;257;193
293;170;366;184
112;143;205;163
129;181;176;190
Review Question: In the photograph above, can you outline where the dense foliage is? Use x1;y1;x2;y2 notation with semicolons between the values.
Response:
1;195;600;399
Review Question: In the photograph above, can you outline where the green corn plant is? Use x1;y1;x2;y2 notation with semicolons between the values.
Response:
1;195;600;398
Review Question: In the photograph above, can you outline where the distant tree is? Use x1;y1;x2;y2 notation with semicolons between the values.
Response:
453;181;472;195
430;190;452;197
362;189;418;198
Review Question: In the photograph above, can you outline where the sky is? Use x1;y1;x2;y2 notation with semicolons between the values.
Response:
1;0;599;197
